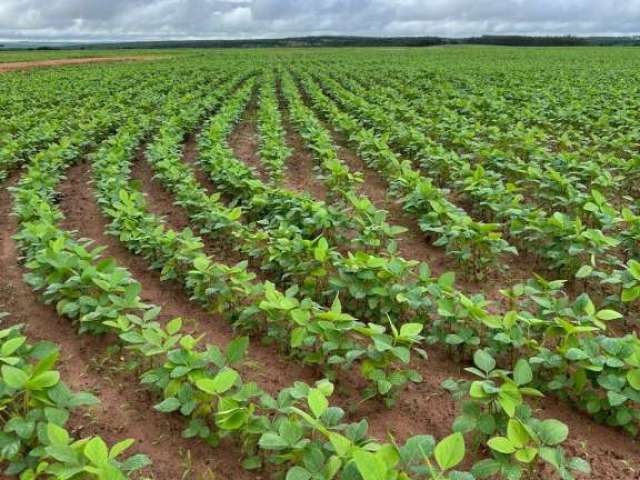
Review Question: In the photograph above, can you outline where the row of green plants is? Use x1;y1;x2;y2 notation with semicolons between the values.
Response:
256;69;291;185
0;314;151;478
280;69;363;202
0;62;171;182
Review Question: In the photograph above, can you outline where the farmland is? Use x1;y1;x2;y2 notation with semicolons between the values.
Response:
1;46;640;479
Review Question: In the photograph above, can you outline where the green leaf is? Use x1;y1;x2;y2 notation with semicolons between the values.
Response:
595;309;623;321
193;256;210;272
154;397;181;412
513;359;533;386
196;368;239;395
120;453;151;472
506;419;530;448
46;445;80;464
290;327;306;348
471;459;501;478
84;436;109;466
434;432;465;471
487;436;516;454
353;449;386;480
628;259;640;280
47;423;71;446
328;432;352;457
536;419;568;446
324;455;342;479
308;388;328;418
279;420;302;445
2;365;28;389
1;336;26;356
286;466;312;480
627;369;640;390
438;272;455;288
473;350;495;374
109;439;135;460
607;390;627;407
568;457;591;474
241;456;262;470
121;453;152;472
622;286;640;303
225;337;249;364
575;265;593;279
400;435;435;463
498;383;522;417
514;447;538;463
469;381;488;399
314;237;329;262
399;323;423;338
26;371;60;390
258;432;289;450
166;318;182;335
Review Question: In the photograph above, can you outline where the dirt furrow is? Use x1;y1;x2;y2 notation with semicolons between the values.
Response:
182;132;220;195
275;85;329;201
229;91;271;184
280;111;329;201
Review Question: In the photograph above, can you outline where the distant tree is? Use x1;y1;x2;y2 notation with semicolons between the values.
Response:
465;35;590;46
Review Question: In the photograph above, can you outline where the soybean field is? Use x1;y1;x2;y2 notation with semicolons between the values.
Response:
2;46;640;480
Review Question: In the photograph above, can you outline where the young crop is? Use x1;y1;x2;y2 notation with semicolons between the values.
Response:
0;320;150;479
444;350;590;480
9;47;640;480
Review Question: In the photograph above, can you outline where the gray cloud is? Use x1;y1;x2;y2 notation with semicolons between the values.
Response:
0;0;638;41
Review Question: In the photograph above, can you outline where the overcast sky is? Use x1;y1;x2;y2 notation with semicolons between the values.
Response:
0;0;639;42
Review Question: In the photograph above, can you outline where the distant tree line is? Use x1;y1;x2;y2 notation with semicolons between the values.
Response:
73;36;447;50
463;35;590;46
2;35;639;51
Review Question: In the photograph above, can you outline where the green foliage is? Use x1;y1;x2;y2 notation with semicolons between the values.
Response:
0;322;148;478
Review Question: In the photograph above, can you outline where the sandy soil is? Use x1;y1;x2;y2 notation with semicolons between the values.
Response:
0;56;159;73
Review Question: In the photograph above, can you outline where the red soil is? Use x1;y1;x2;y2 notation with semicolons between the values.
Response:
0;56;159;73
